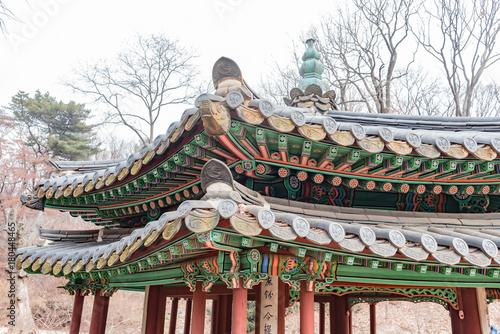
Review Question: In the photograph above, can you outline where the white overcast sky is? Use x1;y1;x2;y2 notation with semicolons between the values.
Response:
1;0;339;139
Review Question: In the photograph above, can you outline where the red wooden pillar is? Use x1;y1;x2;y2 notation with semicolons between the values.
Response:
69;294;85;334
370;303;376;334
191;282;207;334
168;298;179;334
330;294;349;334
278;279;286;334
255;284;261;334
232;279;248;334
300;280;314;334
330;295;335;334
156;288;167;334
211;298;218;334
144;286;161;334
226;295;233;330
319;302;325;334
89;290;110;334
217;295;228;334
450;288;483;334
99;295;110;334
183;299;192;334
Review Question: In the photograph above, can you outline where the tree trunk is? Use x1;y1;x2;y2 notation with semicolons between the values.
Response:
5;208;38;334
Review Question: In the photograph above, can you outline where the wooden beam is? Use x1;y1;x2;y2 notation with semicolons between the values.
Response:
191;283;207;334
232;279;248;334
69;294;85;334
300;281;314;334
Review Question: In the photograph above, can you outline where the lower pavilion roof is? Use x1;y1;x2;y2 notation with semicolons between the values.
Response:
16;160;500;281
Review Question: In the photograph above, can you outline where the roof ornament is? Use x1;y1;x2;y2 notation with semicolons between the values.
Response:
21;194;43;211
200;158;234;193
283;39;338;114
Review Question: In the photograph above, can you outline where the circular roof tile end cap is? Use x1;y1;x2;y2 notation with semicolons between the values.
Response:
420;234;438;253
177;201;193;218
452;238;469;257
322;117;338;135
435;136;451;153
328;222;345;243
218;199;238;219
379;127;394;143
405;132;421;148
257;209;275;229
482;239;498;258
388;230;406;248
463;137;478;153
291;110;307;127
490;137;500;153
292;217;310;238
359;227;376;246
225;91;245;109
350;124;366;140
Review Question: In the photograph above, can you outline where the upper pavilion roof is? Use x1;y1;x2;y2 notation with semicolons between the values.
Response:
21;43;500;229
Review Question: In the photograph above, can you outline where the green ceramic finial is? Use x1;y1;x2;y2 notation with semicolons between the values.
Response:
298;39;330;93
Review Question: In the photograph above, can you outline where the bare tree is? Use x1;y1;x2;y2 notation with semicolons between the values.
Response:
0;0;15;32
391;67;453;116
316;0;420;113
469;82;500;117
67;34;200;145
259;61;300;105
415;0;500;117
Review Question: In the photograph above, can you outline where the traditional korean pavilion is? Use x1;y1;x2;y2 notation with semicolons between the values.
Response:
17;40;500;334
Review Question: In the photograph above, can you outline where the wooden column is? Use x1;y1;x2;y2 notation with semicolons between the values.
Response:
183;299;192;334
191;282;207;334
226;295;233;331
370;303;376;334
450;287;485;334
156;288;167;334
278;279;286;334
99;295;110;334
300;281;314;334
143;286;161;334
168;298;179;334
69;294;85;334
89;290;110;334
330;296;335;334
331;294;349;334
450;307;462;334
232;279;248;334
255;284;261;334
319;302;325;334
217;295;228;334
210;299;218;334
